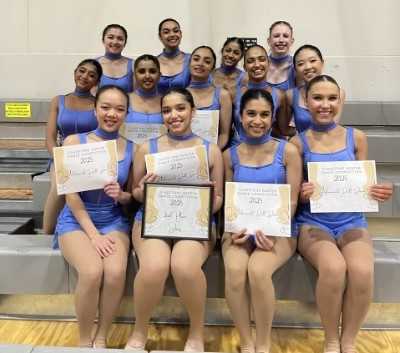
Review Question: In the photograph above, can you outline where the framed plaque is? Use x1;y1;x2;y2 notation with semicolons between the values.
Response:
141;183;213;240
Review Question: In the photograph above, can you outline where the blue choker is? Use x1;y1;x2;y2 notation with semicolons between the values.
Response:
135;87;158;98
162;48;181;58
73;88;93;98
269;54;290;65
167;131;195;141
93;127;119;140
310;121;337;132
220;64;237;75
189;75;213;89
104;52;122;61
248;81;270;90
241;130;272;145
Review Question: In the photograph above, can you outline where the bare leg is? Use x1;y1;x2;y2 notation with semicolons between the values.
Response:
93;231;130;348
338;229;374;353
125;222;171;349
170;231;214;352
59;231;103;347
222;233;254;353
43;165;65;234
298;226;347;353
248;237;296;353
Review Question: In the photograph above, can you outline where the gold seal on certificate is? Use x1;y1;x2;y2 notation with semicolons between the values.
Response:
53;140;118;195
191;110;219;144
142;183;213;240
145;145;210;183
308;160;379;213
119;123;166;144
224;182;291;237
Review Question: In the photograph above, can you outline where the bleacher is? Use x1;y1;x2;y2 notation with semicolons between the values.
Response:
0;98;400;329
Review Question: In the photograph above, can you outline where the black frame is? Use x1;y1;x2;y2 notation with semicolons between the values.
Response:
141;182;213;241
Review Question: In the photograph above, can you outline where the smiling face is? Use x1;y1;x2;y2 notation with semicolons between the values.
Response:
244;46;269;82
190;47;215;80
222;41;243;68
102;27;126;54
135;59;160;91
161;92;194;135
74;63;99;91
241;97;273;137
306;80;340;125
159;20;182;49
267;23;294;56
295;48;324;83
95;88;128;132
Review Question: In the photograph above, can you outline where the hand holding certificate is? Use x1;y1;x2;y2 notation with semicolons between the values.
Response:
145;145;210;184
224;182;291;237
142;183;213;240
307;160;379;213
53;140;118;195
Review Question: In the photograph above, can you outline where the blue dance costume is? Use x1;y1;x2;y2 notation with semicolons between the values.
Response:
291;87;311;133
125;103;163;125
197;87;222;111
53;134;133;248
214;66;246;94
267;55;296;91
157;52;191;94
296;127;367;238
97;57;134;93
229;139;297;236
57;95;98;142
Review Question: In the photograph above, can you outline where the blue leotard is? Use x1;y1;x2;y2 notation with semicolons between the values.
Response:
53;134;133;248
57;95;98;142
267;64;296;91
197;87;221;111
125;103;163;125
97;57;134;93
214;67;246;93
157;53;191;94
230;86;279;146
229;139;297;236
135;135;210;221
291;87;311;133
296;127;367;238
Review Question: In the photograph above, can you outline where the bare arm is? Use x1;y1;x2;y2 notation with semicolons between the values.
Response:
217;88;232;150
209;144;224;213
284;141;303;217
45;96;60;154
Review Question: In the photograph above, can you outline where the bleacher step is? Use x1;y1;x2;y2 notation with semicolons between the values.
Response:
0;217;34;234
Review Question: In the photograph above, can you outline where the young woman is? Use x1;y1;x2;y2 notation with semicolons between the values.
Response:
222;89;301;353
157;18;191;94
43;59;102;234
97;24;134;93
286;44;345;133
212;37;247;102
125;54;163;142
291;75;393;353
54;85;134;348
266;20;296;91
232;45;289;144
188;45;232;150
125;88;223;352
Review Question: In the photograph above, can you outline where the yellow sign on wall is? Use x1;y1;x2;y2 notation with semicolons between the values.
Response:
5;103;31;118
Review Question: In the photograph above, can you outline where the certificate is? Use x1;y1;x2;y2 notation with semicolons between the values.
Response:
224;182;291;237
308;160;379;213
145;145;210;183
119;122;166;144
142;183;213;240
53;140;118;195
191;110;219;144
